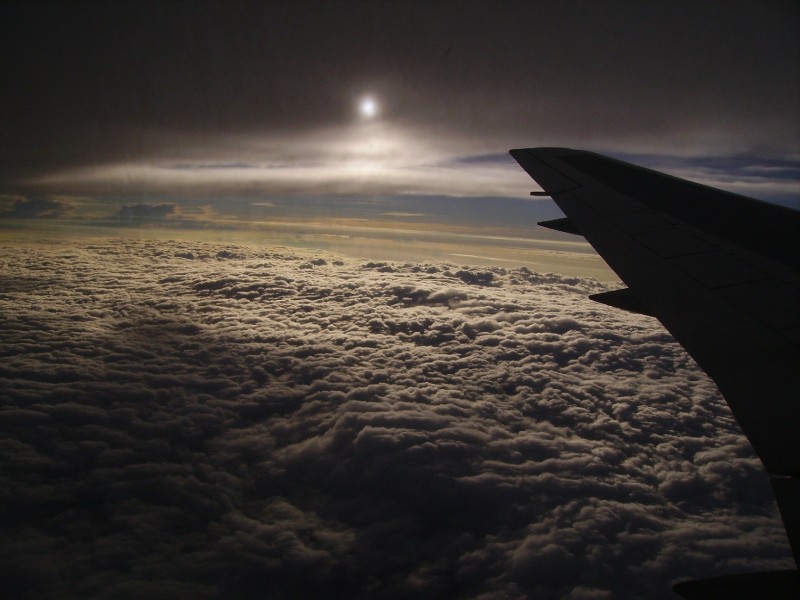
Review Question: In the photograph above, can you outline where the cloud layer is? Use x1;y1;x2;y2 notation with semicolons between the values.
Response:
0;239;792;598
0;196;69;219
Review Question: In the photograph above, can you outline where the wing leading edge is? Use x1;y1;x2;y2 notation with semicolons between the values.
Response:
510;147;799;595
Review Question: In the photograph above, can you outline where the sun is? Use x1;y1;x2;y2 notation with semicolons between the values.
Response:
358;96;378;119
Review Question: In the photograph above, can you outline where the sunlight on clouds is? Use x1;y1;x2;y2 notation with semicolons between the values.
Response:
27;116;796;211
33;159;531;198
29;121;533;198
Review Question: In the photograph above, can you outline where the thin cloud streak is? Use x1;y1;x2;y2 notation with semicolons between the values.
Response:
26;123;532;198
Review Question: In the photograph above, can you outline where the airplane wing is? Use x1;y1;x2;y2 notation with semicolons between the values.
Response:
510;147;799;597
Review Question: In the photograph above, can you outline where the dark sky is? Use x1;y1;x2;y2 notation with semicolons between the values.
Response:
2;1;798;199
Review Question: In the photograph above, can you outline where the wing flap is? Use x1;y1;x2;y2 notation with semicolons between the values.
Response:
589;288;653;316
537;217;581;235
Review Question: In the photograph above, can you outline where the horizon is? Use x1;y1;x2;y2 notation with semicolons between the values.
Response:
2;2;799;276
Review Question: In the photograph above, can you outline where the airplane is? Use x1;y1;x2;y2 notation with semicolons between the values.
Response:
510;147;799;599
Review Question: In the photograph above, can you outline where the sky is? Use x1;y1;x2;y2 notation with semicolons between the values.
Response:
1;1;799;272
1;2;799;598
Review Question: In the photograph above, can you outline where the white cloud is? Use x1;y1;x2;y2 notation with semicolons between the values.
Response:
0;238;791;598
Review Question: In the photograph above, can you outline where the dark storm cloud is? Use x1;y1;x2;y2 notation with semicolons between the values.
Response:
115;202;177;219
98;202;224;230
0;196;69;218
0;239;792;599
1;1;798;190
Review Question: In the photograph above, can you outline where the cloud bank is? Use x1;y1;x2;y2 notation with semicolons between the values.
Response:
22;127;800;205
0;196;69;219
0;239;791;598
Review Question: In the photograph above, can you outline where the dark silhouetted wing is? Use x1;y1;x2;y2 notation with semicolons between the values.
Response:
510;147;799;594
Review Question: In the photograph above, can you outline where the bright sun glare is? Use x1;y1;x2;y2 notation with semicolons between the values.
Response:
359;96;378;119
